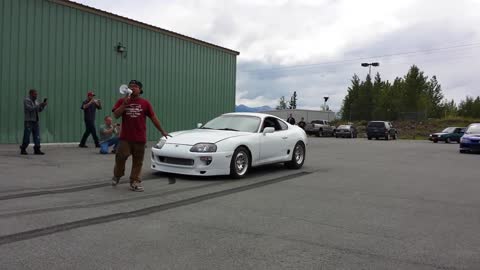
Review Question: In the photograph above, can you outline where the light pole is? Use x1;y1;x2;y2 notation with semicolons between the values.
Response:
361;62;380;77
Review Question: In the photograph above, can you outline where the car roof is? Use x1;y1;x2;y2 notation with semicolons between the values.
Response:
222;112;284;121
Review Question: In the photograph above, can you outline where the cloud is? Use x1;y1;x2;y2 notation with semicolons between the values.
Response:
74;0;480;111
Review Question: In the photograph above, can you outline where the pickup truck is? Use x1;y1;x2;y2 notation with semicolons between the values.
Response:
304;120;335;137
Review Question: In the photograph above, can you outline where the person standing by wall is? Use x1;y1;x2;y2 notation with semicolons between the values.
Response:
298;117;306;130
286;113;296;125
79;91;101;148
20;89;47;155
111;80;169;192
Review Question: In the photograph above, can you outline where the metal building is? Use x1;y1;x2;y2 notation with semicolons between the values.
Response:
261;109;336;123
0;0;239;144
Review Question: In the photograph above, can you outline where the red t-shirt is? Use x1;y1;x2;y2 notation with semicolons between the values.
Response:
112;97;155;143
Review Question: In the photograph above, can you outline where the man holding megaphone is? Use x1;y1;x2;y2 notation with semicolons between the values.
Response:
111;80;169;192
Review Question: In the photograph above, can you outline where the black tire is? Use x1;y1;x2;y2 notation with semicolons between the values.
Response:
445;138;450;143
385;134;390;140
285;141;306;169
335;134;339;138
376;137;379;140
368;137;372;140
317;129;323;137
230;146;250;178
433;139;438;143
393;134;397;140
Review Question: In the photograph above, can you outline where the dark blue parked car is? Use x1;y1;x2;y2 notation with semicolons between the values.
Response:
459;123;480;153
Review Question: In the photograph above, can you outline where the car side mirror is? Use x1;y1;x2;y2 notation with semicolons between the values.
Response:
197;123;203;128
263;127;275;135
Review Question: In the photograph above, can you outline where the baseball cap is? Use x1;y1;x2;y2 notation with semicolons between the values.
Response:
87;91;95;97
128;80;143;89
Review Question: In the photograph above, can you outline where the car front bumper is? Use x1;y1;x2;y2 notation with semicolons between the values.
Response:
151;145;233;176
460;142;480;152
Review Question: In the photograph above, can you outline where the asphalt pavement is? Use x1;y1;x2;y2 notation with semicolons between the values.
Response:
0;138;479;269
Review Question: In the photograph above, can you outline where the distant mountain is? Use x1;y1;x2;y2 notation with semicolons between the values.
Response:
235;104;274;112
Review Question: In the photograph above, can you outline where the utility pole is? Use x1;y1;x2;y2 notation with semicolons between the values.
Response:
361;62;380;77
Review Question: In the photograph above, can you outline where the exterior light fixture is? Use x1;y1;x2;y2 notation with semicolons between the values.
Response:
116;42;127;57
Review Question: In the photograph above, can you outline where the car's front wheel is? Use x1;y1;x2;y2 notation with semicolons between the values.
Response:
230;146;250;178
285;142;306;169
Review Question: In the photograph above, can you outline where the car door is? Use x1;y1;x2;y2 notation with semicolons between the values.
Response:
259;117;288;163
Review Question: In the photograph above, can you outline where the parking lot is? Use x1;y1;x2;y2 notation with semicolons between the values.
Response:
0;138;479;269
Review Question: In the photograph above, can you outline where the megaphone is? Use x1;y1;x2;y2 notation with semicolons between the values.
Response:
119;84;132;96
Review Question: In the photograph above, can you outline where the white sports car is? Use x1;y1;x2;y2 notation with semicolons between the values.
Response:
151;112;307;178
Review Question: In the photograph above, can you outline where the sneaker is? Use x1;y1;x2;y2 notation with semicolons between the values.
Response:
20;147;28;155
130;182;144;192
79;144;88;148
111;176;120;186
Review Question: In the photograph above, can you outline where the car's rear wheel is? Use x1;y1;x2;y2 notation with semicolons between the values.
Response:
230;146;250;178
385;134;390;140
285;142;305;169
317;130;323;137
445;138;450;143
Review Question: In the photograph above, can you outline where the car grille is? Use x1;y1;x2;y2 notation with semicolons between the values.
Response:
157;156;194;166
432;135;438;138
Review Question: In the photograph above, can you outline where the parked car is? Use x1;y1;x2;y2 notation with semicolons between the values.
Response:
151;112;307;178
459;123;480;153
304;120;335;137
429;127;465;143
366;121;397;140
335;124;357;138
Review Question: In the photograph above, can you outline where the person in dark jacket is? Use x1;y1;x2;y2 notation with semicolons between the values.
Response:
286;113;296;125
79;91;102;148
20;89;47;155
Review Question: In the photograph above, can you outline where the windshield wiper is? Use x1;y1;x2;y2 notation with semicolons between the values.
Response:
217;128;239;131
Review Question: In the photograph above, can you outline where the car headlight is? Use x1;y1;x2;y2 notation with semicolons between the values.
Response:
460;137;470;143
153;139;166;149
190;143;217;152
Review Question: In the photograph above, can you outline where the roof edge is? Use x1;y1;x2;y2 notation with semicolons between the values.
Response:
49;0;240;56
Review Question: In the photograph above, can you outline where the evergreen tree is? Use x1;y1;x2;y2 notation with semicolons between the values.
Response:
276;96;288;110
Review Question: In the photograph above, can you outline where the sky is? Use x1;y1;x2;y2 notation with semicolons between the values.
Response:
75;0;480;111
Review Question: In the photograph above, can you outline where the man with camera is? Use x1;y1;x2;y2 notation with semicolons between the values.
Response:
79;91;101;148
20;89;47;155
99;116;120;154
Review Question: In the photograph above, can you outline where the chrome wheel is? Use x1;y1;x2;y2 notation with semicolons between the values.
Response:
294;143;305;165
286;142;306;169
233;149;249;176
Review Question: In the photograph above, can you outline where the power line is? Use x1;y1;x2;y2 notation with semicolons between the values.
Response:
239;41;480;73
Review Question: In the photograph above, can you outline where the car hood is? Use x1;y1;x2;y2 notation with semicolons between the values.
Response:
463;134;480;140
164;129;251;145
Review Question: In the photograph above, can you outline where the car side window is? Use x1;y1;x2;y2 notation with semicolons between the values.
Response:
278;120;288;130
262;117;286;132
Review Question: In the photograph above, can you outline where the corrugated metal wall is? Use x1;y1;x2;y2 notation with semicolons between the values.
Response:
0;0;237;144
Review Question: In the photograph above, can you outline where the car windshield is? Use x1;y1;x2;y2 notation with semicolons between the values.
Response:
465;124;480;134
337;125;350;129
441;127;456;133
368;122;384;128
201;115;261;133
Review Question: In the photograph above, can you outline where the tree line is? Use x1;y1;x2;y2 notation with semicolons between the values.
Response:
340;65;480;121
